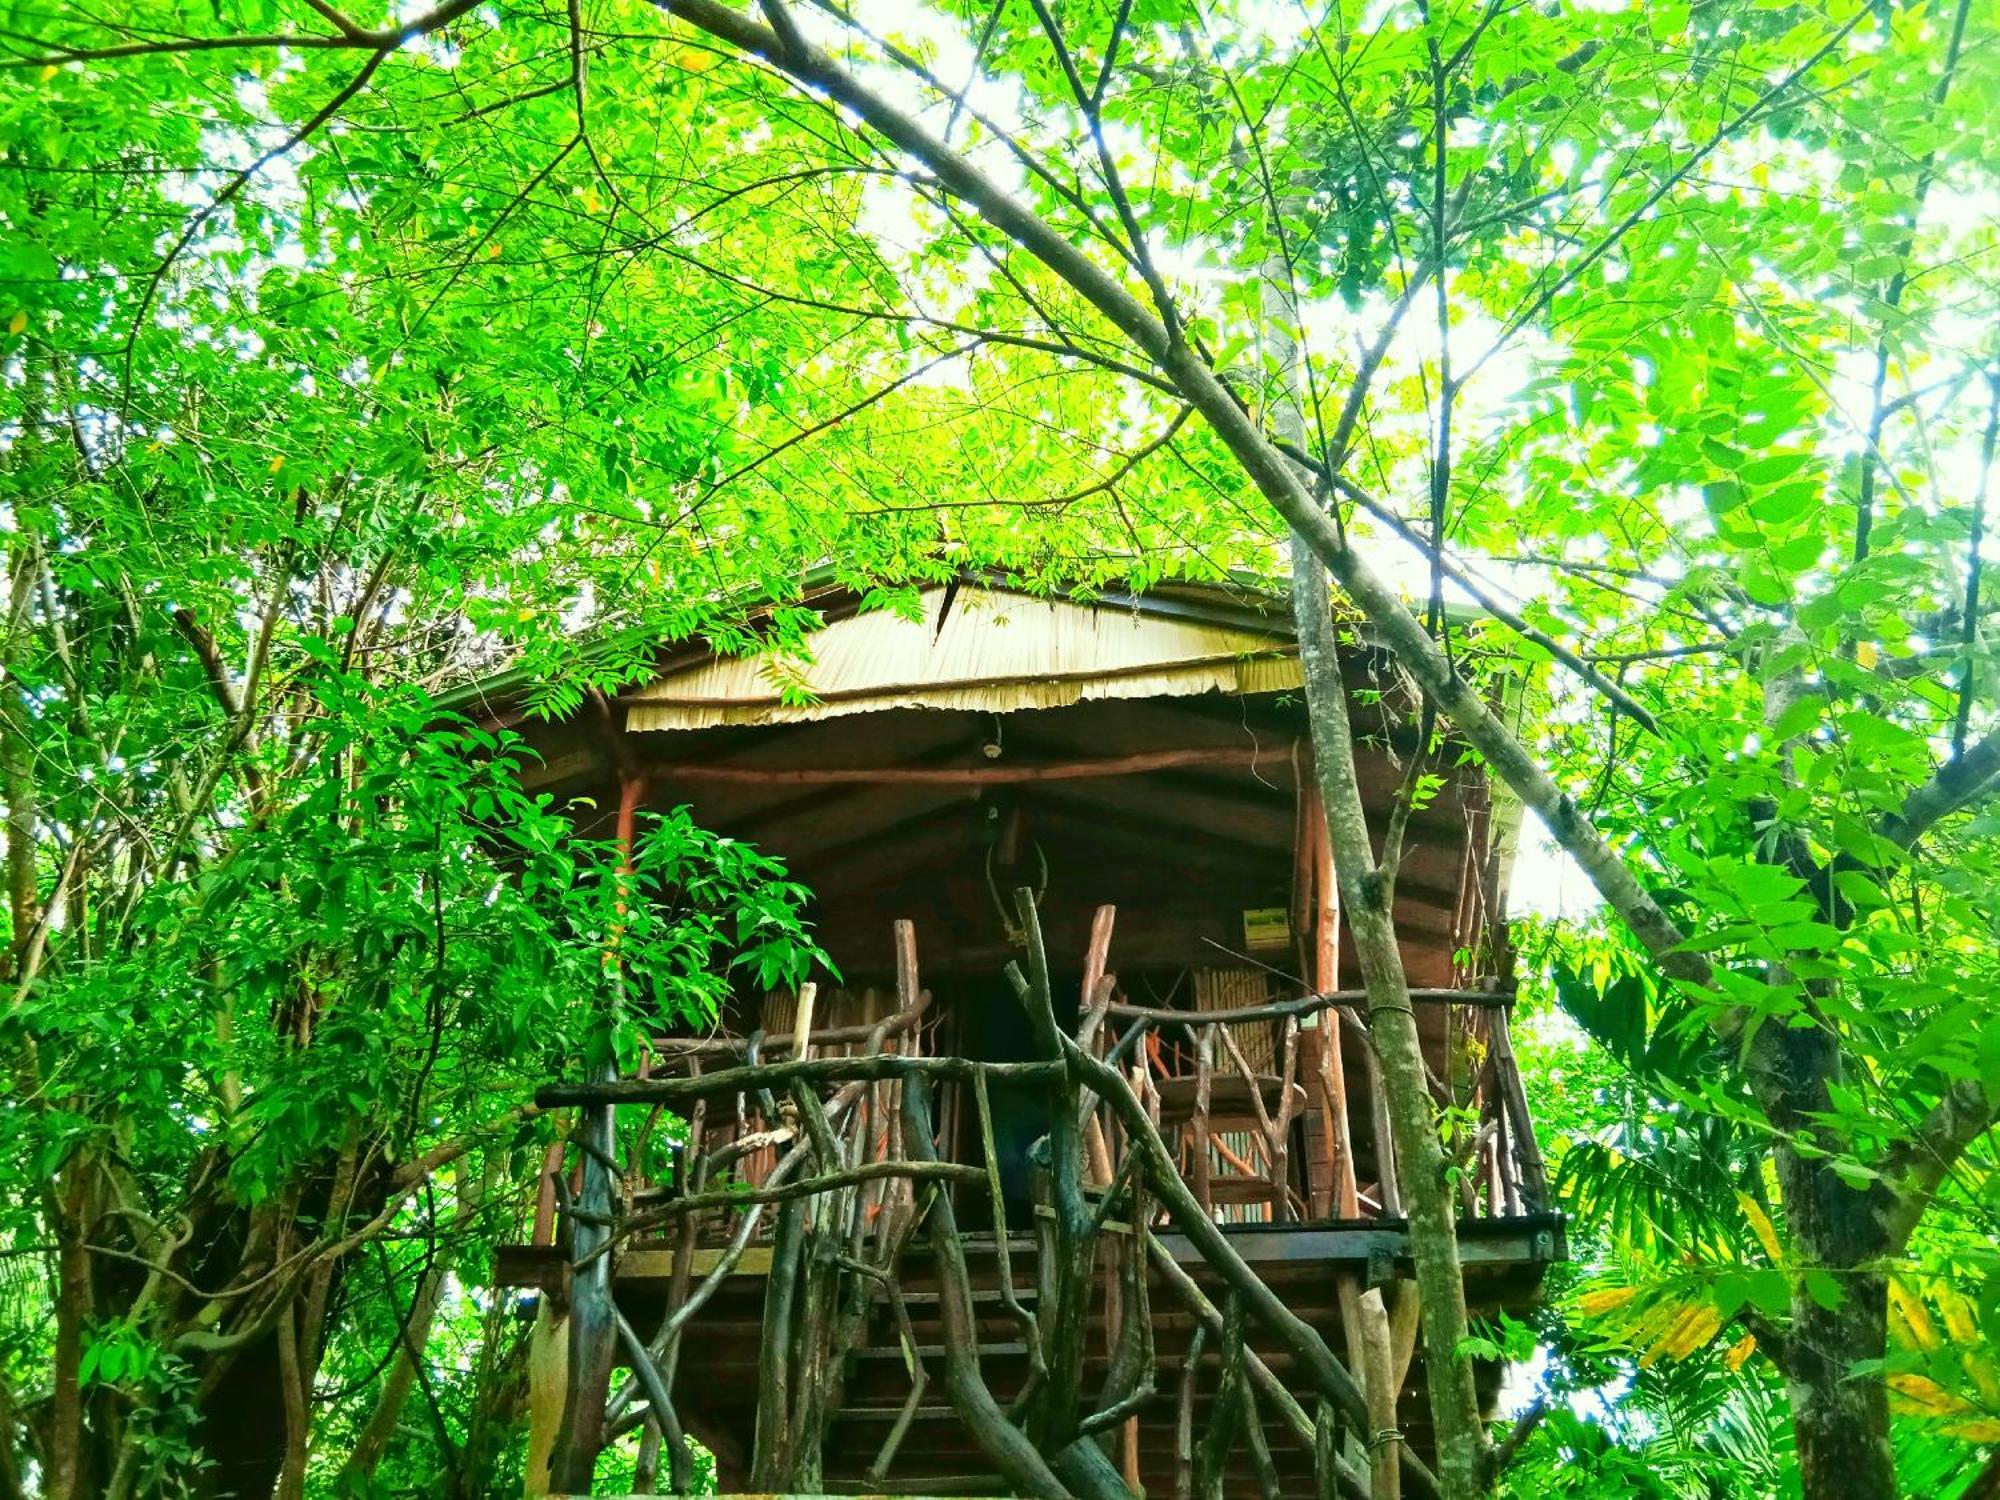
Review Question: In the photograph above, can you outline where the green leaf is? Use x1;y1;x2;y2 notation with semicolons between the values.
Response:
1803;1270;1846;1311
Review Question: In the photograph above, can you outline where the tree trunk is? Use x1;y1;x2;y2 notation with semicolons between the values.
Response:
524;1298;569;1498
1291;544;1487;1498
44;1168;89;1500
1785;1250;1892;1500
1754;1023;1896;1500
340;1261;451;1483
1263;240;1485;1498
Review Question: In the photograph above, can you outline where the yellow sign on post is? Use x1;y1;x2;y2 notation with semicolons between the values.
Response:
1242;907;1291;949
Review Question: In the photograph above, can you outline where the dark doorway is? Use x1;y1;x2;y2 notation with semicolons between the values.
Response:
950;968;1079;1228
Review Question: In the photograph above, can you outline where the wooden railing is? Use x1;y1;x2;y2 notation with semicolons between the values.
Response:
524;901;1554;1497
1081;981;1546;1228
527;910;1545;1265
531;925;941;1260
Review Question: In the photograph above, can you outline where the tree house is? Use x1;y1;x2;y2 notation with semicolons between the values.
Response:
482;576;1564;1498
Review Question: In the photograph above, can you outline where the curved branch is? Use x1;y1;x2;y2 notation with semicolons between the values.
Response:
1880;1079;1996;1250
3;0;487;65
1880;729;2000;850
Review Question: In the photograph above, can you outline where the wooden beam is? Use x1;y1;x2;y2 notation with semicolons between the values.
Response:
1023;794;1290;864
1103;987;1512;1027
713;730;991;828
639;745;1284;786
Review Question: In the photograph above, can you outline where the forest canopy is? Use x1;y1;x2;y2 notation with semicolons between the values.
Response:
1;0;1998;1497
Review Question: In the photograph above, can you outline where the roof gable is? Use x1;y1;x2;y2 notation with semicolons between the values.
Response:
624;583;1301;732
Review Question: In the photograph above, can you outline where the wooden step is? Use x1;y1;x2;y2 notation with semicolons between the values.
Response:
1204;1174;1284;1204
849;1340;1030;1363
1155;1074;1307;1123
883;1285;1040;1307
833;1403;960;1422
820;1473;1008;1494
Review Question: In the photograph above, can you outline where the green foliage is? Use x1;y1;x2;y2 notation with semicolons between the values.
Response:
3;0;1998;1492
0;656;819;1491
1498;1356;1797;1500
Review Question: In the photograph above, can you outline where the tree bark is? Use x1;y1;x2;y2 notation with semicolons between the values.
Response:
1291;542;1487;1499
1751;1020;1896;1500
1785;1250;1893;1500
524;1298;569;1498
45;1167;89;1500
340;1261;450;1483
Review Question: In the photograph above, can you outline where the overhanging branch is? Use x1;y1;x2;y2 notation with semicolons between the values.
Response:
1881;1078;1997;1250
1881;730;2000;850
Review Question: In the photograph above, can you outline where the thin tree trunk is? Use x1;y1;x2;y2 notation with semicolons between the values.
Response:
1753;1021;1897;1500
341;1262;450;1483
274;1299;310;1500
1754;672;1898;1500
524;1298;569;1498
1291;539;1487;1499
45;1168;88;1500
552;773;646;1489
1263;230;1487;1494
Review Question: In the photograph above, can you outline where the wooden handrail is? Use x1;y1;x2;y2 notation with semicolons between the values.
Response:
539;1053;1056;1109
646;989;933;1063
1100;985;1512;1027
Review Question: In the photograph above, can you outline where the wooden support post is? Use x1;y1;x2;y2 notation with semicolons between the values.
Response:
523;1296;569;1498
1272;1017;1300;1219
751;1133;810;1486
1488;1008;1546;1212
1191;1026;1215;1216
531;1141;562;1247
1353;1286;1401;1500
1302;1023;1338;1218
653;1063;704;1493
790;980;818;1063
1307;772;1360;1220
1365;1037;1402;1219
1175;1320;1208;1500
548;770;647;1491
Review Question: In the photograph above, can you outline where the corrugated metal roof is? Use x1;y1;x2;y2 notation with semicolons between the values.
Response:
624;584;1302;732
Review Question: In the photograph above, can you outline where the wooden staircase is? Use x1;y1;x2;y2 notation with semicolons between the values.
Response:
819;1279;1323;1498
601;1228;1539;1500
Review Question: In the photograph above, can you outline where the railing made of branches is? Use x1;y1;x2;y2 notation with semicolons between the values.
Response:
528;938;1541;1262
527;900;1550;1497
1090;977;1545;1229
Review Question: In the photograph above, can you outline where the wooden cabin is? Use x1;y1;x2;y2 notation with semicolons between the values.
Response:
484;575;1563;1499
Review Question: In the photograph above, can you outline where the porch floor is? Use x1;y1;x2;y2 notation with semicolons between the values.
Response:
500;1215;1563;1499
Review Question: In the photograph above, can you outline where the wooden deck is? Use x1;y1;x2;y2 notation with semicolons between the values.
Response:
508;905;1561;1498
497;1216;1565;1303
501;1217;1562;1498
